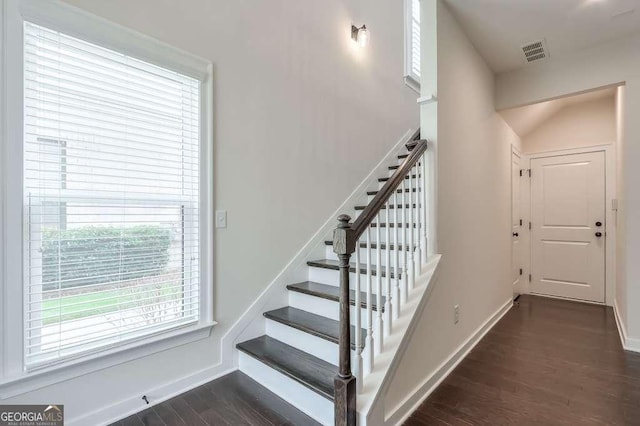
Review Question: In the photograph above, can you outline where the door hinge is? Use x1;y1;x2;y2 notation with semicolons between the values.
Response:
528;169;532;177
520;219;523;226
520;169;523;177
529;274;532;282
529;222;532;230
519;268;523;276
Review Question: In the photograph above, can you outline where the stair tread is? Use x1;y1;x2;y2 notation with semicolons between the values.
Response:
378;175;419;182
355;204;418;211
237;335;336;401
389;162;421;171
307;259;401;279
287;281;385;311
264;306;366;348
324;241;415;251
367;188;418;196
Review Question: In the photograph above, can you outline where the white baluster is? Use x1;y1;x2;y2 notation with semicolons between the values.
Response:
401;179;408;304
421;153;428;264
354;238;363;392
364;228;374;374
393;190;401;319
409;167;416;290
415;163;423;276
375;213;383;354
384;200;392;336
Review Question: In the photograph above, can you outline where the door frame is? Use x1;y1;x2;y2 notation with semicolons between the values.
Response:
518;144;617;306
511;146;525;297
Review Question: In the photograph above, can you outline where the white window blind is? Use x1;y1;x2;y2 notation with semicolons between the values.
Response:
23;22;201;368
406;0;421;86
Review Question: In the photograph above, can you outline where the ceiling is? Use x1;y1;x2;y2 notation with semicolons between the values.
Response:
444;0;640;73
499;87;616;138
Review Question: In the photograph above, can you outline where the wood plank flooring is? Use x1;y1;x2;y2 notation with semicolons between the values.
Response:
110;371;320;426
406;295;640;425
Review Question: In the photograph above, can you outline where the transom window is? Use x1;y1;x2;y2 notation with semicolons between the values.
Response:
405;0;421;91
23;21;202;367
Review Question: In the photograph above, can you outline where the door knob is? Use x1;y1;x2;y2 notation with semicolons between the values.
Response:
513;232;519;237
595;221;602;227
595;232;602;237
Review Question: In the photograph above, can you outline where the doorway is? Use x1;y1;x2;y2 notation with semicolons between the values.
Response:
511;148;523;299
529;151;606;303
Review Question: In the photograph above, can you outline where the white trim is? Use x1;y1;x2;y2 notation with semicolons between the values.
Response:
360;255;442;425
385;298;513;426
0;322;215;399
405;75;420;95
417;94;437;105
0;0;216;395
0;0;7;384
613;301;640;353
524;143;617;306
16;0;209;80
71;364;235;426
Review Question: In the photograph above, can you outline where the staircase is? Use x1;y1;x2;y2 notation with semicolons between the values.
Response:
235;131;430;425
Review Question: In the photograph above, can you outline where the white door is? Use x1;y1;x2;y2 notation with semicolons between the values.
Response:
511;150;522;294
530;152;605;303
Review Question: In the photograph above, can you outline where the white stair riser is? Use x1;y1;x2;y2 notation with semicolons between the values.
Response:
238;352;334;426
367;192;421;204
325;245;415;267
308;265;401;289
265;319;371;377
289;291;386;330
353;208;421;221
266;319;339;366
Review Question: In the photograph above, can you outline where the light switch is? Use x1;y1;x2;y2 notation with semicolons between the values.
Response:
216;210;227;228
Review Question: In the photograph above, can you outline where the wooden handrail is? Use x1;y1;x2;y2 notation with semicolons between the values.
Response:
350;139;427;243
332;133;427;426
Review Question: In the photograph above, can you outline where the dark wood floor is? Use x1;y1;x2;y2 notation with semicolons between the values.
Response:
110;371;319;426
406;295;640;425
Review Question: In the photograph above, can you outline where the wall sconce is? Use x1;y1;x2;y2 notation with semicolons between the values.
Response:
351;24;369;47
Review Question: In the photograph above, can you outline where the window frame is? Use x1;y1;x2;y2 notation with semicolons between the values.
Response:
0;0;215;398
404;0;421;94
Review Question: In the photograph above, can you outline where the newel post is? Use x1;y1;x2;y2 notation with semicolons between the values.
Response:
332;214;357;426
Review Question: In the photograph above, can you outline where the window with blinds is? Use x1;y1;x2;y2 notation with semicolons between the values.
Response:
406;0;421;86
23;21;201;367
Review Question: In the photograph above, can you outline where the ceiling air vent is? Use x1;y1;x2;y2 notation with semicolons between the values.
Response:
521;39;549;64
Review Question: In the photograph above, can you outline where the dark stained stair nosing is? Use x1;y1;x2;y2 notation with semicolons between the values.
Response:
236;336;336;401
264;307;366;349
367;188;419;196
355;204;419;211
286;281;385;312
378;175;419;183
389;162;421;171
307;259;401;279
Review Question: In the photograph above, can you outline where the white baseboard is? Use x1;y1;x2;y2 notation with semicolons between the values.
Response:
72;364;236;426
385;297;513;426
613;301;640;354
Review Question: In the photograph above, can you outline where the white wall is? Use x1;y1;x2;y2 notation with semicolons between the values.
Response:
384;0;519;417
495;31;640;349
615;87;628;335
4;0;420;421
521;97;616;153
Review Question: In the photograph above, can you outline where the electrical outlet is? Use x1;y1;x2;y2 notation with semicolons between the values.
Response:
454;305;460;324
216;210;227;228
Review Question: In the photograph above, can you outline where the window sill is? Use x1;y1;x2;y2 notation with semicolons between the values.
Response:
404;75;421;95
0;321;216;399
